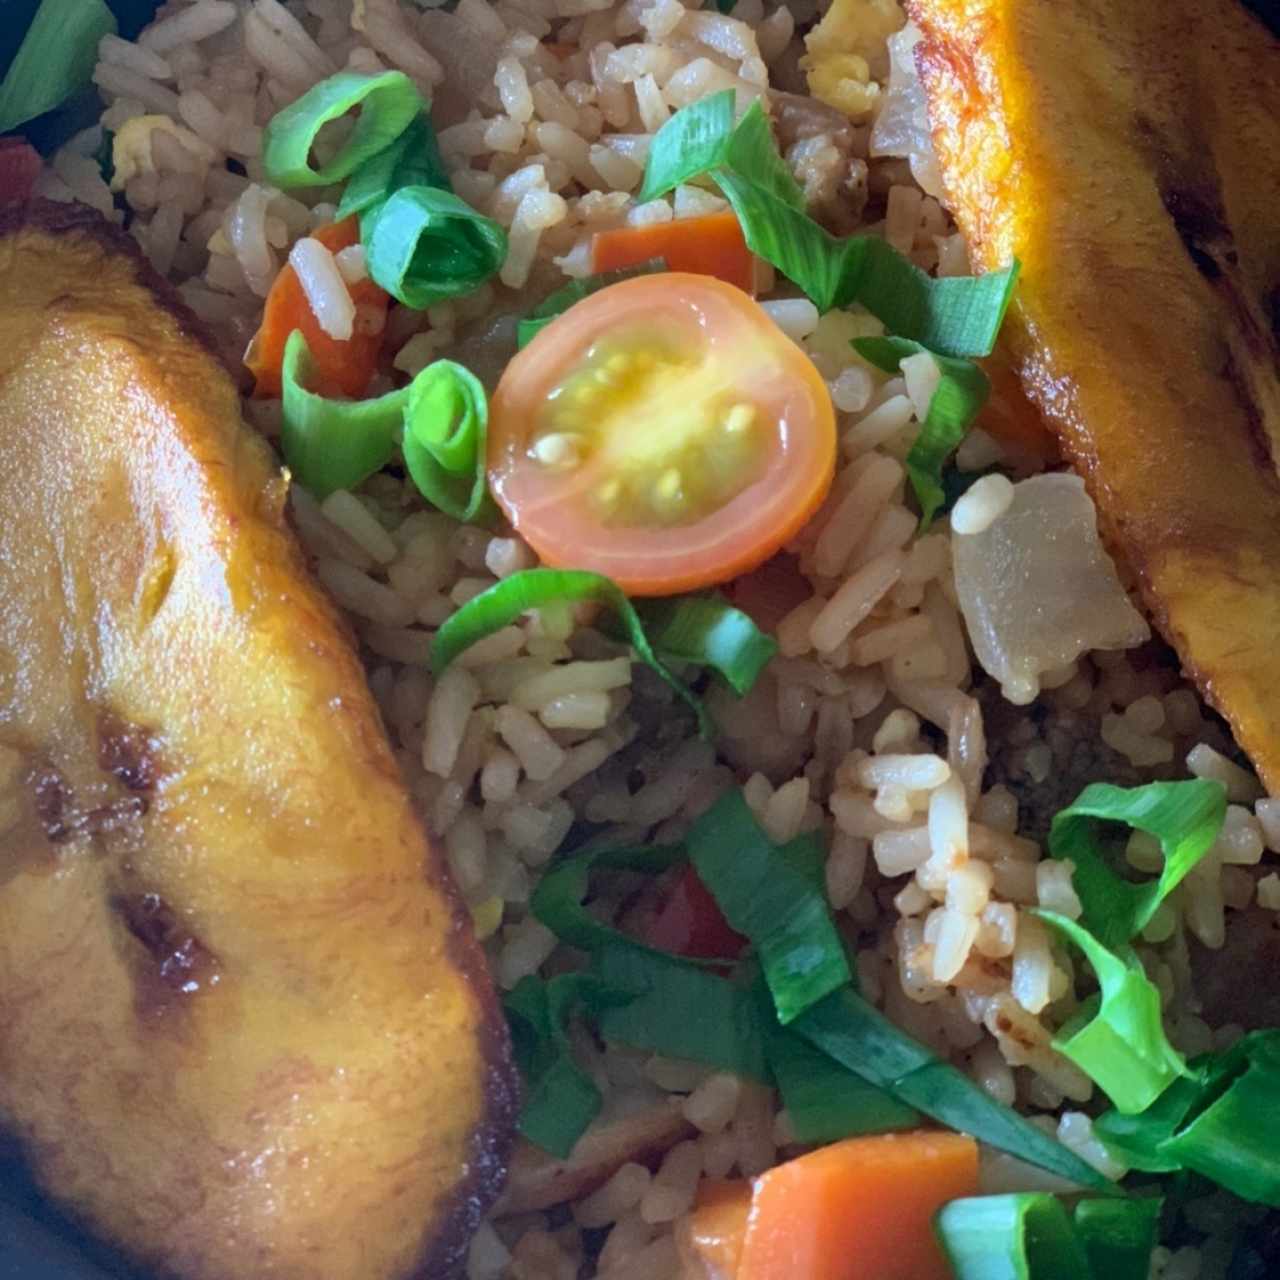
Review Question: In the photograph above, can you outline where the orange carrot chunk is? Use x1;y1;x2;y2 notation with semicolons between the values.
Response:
736;1131;980;1280
246;216;389;400
590;211;759;296
677;1180;752;1280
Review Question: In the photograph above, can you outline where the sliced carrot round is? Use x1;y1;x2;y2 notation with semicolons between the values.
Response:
487;273;836;597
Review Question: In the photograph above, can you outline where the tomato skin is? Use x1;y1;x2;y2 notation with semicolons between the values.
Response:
487;273;836;597
646;866;747;960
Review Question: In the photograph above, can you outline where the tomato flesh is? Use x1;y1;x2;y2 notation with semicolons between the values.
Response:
646;866;747;960
488;273;836;597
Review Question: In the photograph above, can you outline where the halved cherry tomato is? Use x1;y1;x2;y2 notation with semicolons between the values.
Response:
591;211;759;295
646;866;747;960
487;273;836;597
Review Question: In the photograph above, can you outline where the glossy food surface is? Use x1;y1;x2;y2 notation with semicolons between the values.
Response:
0;203;515;1280
488;273;836;596
910;0;1280;788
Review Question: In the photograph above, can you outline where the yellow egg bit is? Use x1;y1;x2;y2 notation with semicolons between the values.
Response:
528;327;769;528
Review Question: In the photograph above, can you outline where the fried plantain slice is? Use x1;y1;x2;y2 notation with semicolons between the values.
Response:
909;0;1280;788
0;202;516;1280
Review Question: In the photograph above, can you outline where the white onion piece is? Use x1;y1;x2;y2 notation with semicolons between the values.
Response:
870;22;944;199
952;473;1150;705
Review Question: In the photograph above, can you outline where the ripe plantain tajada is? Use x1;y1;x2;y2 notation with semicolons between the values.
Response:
908;0;1280;788
0;202;516;1279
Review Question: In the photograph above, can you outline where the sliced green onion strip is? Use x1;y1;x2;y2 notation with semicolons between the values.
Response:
505;973;630;1157
336;113;450;222
401;359;495;524
280;330;402;499
636;92;1020;356
686;789;848;1023
517;259;668;348
934;1194;1093;1280
530;842;686;956
794;988;1115;1190
1034;910;1191;1115
633;595;777;698
0;0;115;135
1048;780;1227;948
853;335;991;527
1073;1198;1163;1280
1095;1031;1280;1206
363;185;508;309
281;331;491;520
431;569;716;734
594;944;770;1080
263;69;423;188
761;993;920;1142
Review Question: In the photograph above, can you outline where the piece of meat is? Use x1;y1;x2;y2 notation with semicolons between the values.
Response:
770;91;869;233
0;201;516;1280
908;0;1280;791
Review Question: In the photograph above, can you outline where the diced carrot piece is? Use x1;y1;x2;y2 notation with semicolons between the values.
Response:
0;140;42;207
245;216;389;400
590;211;759;295
736;1131;979;1280
677;1179;752;1280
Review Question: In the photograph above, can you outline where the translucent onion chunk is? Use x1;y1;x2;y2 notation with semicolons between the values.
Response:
953;473;1150;704
870;22;944;199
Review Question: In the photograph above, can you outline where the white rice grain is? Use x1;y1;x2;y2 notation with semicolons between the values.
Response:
289;236;355;339
423;667;481;778
951;473;1015;535
139;0;238;53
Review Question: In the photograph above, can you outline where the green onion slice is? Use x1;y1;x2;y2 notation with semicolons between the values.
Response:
281;331;491;521
530;841;687;956
935;1194;1159;1280
336;113;450;222
934;1194;1093;1280
401;358;495;524
686;789;848;1022
505;973;631;1157
1049;780;1227;948
1095;1031;1280;1206
0;0;115;135
594;944;770;1080
431;569;776;734
362;185;508;310
854;335;992;527
1073;1198;1162;1280
636;92;1020;356
281;330;402;499
633;595;777;697
761;992;920;1142
794;988;1115;1190
263;69;424;189
517;259;668;349
1034;910;1191;1115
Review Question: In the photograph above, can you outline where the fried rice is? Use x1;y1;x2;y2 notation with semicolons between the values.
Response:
29;1;1280;1276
